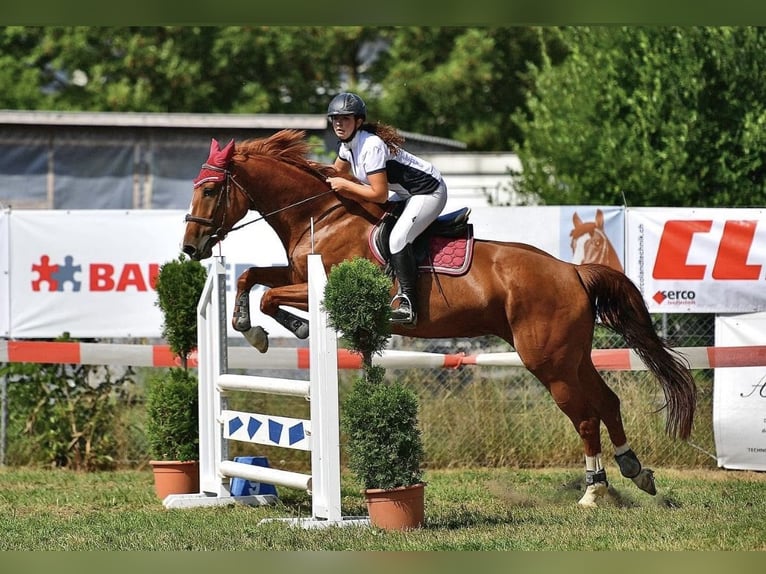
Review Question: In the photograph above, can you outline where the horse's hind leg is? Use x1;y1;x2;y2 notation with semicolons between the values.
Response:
529;372;609;508
579;362;656;496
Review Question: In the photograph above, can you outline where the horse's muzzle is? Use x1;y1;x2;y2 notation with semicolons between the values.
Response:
182;244;202;260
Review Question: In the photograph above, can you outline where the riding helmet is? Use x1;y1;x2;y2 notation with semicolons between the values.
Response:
327;92;367;119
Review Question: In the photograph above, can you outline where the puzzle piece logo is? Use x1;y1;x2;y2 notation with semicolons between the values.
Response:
32;255;82;292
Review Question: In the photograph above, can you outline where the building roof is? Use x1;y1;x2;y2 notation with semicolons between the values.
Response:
0;109;467;150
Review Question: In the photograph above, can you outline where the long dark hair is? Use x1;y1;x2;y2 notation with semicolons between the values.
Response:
361;121;404;155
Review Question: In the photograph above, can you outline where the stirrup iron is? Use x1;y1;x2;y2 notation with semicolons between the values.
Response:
390;293;417;325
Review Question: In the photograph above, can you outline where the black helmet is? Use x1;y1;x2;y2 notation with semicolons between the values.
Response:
327;92;367;119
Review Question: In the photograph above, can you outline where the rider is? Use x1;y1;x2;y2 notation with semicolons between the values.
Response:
324;92;448;326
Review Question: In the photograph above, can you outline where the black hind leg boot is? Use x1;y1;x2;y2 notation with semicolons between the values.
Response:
389;244;418;326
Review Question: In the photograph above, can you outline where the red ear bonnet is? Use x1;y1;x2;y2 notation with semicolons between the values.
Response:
193;138;235;187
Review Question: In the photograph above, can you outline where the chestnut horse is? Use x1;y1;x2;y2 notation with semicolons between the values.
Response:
182;130;696;507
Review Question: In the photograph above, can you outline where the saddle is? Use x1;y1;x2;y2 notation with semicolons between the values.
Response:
369;202;475;276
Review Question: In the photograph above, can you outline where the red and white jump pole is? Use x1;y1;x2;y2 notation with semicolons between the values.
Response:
4;339;766;371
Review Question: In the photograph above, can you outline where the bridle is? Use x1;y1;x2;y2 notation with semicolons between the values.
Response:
184;162;334;241
184;163;253;241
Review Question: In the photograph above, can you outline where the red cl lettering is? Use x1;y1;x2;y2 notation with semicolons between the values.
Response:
90;263;115;291
116;264;147;291
712;220;761;280
653;220;711;280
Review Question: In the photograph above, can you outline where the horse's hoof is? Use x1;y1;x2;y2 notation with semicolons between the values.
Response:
578;482;608;508
631;468;656;495
243;326;269;353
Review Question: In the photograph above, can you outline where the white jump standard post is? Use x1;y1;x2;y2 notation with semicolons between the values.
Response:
164;254;368;528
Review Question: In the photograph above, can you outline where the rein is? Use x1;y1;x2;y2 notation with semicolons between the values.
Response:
185;162;335;238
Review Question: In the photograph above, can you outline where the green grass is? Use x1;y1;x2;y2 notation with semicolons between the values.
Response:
1;466;764;551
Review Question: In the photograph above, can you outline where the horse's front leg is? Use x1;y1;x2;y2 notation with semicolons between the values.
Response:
233;266;306;353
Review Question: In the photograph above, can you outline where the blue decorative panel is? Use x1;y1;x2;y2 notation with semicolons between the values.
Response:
268;419;284;444
228;417;244;435
288;423;306;445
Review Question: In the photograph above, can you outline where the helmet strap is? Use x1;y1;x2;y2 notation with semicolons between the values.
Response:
340;117;364;143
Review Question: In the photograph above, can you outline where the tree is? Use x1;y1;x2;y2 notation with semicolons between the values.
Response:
369;27;568;150
0;26;565;151
0;26;383;114
513;26;766;207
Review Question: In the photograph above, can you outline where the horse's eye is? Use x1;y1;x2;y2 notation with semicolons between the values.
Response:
202;187;216;198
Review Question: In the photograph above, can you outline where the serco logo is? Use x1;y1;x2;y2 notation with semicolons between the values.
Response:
653;290;697;305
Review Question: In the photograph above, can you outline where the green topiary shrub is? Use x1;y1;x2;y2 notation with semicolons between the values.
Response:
324;257;424;491
146;254;207;462
145;368;199;461
341;364;424;490
154;254;207;369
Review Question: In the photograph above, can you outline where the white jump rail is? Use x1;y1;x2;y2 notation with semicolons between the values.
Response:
163;254;368;528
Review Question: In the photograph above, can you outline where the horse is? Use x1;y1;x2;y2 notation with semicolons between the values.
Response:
570;210;624;272
182;129;697;507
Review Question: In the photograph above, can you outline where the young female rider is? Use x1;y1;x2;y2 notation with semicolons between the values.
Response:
324;92;448;326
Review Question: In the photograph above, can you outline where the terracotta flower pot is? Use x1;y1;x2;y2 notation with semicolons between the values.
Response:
364;482;425;530
149;460;200;500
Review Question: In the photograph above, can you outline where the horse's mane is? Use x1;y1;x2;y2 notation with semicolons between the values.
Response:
235;129;338;178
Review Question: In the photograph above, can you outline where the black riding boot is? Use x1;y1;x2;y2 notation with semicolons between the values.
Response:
390;244;418;326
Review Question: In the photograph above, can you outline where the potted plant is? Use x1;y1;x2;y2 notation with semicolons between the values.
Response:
324;257;426;530
146;254;207;500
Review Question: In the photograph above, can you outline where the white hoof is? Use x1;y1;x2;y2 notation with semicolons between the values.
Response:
243;326;269;353
578;482;608;508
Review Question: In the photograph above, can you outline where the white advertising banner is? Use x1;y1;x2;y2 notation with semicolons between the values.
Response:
2;206;623;340
469;205;624;269
714;313;766;470
625;207;766;313
6;210;291;339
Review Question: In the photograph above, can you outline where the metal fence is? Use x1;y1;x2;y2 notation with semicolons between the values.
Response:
1;313;719;471
225;313;718;473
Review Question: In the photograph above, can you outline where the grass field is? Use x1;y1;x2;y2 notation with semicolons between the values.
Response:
1;465;765;551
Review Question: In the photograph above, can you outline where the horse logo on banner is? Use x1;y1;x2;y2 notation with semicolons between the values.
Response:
569;209;624;273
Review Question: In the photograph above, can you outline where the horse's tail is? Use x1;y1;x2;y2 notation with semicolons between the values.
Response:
576;263;697;440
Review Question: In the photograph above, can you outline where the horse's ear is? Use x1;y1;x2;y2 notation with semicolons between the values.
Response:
572;212;583;226
209;138;220;154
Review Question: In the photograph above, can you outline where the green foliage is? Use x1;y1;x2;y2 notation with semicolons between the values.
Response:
0;26;562;151
514;26;766;207
149;254;204;462
324;257;424;490
323;257;392;368
0;334;136;470
371;27;568;150
341;366;424;490
155;254;207;369
145;368;198;461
